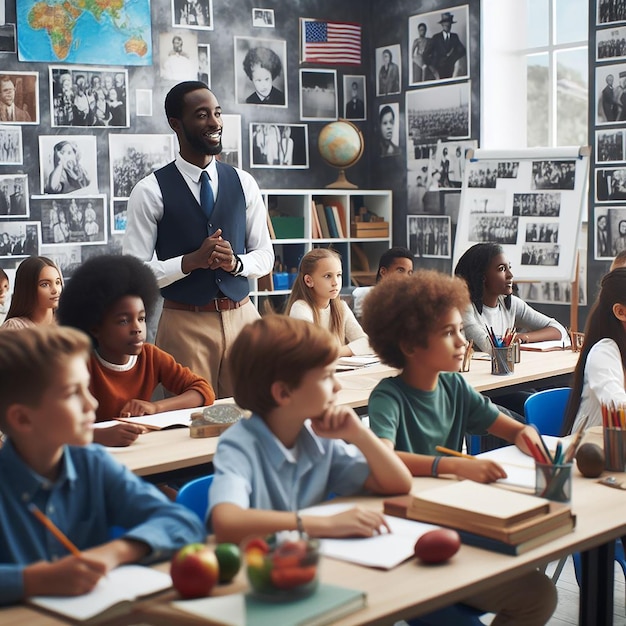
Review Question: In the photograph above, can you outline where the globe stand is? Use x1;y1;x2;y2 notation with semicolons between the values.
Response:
326;169;358;189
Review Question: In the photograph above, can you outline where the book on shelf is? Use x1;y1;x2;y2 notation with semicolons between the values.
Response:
407;481;550;529
315;202;331;238
324;205;339;238
28;565;172;624
520;340;570;352
153;583;366;626
311;200;322;239
385;495;574;544
330;203;346;237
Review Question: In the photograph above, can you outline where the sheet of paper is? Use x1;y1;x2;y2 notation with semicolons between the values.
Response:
301;502;437;569
119;407;195;429
337;355;380;367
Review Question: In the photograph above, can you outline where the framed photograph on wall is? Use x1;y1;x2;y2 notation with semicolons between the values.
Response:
0;174;28;217
375;44;401;96
595;205;626;258
597;25;626;61
596;166;626;201
112;200;128;234
39;135;98;195
596;64;625;124
249;123;309;168
160;31;198;81
252;8;274;27
408;5;469;86
377;102;400;157
38;245;82;279
0;71;38;124
0;126;22;165
343;75;366;121
407;215;451;258
597;0;626;25
0;24;16;53
197;44;210;86
218;114;242;169
0;221;40;258
596;129;625;162
172;0;213;29
234;37;287;106
299;69;337;121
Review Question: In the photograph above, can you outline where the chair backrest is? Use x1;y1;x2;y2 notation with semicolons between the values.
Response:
175;474;214;523
523;387;571;436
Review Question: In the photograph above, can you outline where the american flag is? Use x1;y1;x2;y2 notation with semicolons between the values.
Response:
301;19;361;65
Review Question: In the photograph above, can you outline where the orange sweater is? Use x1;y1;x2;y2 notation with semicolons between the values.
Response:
89;343;215;422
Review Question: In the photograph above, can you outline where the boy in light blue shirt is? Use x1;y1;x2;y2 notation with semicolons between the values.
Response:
0;326;204;606
209;315;412;543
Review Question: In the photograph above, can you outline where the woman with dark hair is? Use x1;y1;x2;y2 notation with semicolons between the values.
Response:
1;256;62;329
379;105;399;157
562;268;626;434
45;140;90;194
242;47;284;105
454;242;567;353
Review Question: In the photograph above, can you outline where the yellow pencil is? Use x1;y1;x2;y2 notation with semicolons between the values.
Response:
29;503;81;557
435;446;475;460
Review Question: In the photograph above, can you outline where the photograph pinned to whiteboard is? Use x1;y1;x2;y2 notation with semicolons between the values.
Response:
453;147;590;282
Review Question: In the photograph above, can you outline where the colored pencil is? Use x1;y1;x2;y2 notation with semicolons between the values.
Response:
29;503;81;557
435;446;475;460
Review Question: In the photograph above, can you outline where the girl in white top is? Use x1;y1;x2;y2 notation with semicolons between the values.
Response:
286;248;371;356
454;243;568;353
563;268;626;434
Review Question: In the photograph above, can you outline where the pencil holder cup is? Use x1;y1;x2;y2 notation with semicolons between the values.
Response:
535;461;572;503
490;345;515;375
603;427;626;471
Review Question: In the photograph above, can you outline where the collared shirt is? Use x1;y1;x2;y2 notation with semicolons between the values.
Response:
123;154;274;288
208;415;371;523
0;440;205;606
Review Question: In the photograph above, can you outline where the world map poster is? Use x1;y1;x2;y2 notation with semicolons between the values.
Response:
16;0;152;65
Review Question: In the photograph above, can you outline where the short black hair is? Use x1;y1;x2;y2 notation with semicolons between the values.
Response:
376;247;413;281
165;81;211;120
242;47;282;81
379;105;395;123
57;254;159;342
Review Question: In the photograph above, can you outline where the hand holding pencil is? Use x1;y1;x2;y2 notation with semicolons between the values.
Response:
435;446;508;483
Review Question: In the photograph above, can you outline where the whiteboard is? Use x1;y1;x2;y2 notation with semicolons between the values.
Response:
452;146;590;282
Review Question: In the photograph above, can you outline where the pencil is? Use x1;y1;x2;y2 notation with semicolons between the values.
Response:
435;446;475;460
29;503;81;557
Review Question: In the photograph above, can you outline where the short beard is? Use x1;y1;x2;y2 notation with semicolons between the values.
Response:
182;122;222;156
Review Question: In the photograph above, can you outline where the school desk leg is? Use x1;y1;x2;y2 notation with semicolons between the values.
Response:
578;541;615;626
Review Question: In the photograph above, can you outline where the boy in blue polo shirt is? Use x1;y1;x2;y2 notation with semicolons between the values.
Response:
209;315;412;543
0;326;205;606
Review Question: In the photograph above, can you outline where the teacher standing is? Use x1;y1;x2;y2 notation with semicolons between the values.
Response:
124;81;274;398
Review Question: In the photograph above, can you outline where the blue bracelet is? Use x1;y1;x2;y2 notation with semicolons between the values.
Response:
431;456;442;477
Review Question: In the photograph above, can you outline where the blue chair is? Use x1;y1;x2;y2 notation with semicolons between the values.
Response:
524;388;626;599
175;474;214;523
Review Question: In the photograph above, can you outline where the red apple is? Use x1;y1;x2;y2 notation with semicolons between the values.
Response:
170;543;220;598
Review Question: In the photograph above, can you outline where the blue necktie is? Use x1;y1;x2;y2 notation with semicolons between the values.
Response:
200;171;215;220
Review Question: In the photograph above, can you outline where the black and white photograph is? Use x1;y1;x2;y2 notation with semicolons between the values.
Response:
408;5;469;86
467;190;507;214
112;200;128;234
498;161;519;178
518;263;587;305
407;215;451;258
172;0;212;29
198;44;210;86
218;114;242;169
531;160;576;190
50;67;129;127
250;123;308;168
252;8;274;28
0;174;28;217
521;244;560;266
595;206;626;257
596;64;625;124
136;89;152;117
406;81;471;142
512;192;562;216
0;24;16;53
596;167;626;201
597;0;626;25
39;135;98;196
378;103;400;157
0;221;40;258
160;32;198;82
343;75;366;121
468;215;519;244
34;195;107;246
525;222;559;243
38;245;82;279
375;44;401;96
0;126;22;164
597;25;626;61
235;37;287;107
468;164;497;188
433;141;473;188
597;129;624;162
0;71;38;124
109;134;175;199
299;69;337;121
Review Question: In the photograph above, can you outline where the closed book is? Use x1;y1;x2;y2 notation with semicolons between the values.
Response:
330;203;345;237
311;200;321;238
520;340;569;352
324;205;339;238
29;565;172;624
315;203;331;238
407;481;550;529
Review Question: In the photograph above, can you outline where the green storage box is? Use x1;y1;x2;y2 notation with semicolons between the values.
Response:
271;216;305;239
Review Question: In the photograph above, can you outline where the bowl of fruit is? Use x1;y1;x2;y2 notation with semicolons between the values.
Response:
244;533;320;601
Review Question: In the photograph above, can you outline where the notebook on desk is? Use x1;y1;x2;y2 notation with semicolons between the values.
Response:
520;340;570;352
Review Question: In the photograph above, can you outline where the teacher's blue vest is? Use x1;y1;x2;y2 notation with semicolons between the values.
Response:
154;160;248;305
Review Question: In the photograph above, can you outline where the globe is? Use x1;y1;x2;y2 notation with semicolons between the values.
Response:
318;119;364;188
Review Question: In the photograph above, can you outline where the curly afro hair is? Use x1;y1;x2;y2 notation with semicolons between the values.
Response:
361;269;469;369
57;254;159;342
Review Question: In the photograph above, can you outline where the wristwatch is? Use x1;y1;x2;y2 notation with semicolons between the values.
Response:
230;255;244;276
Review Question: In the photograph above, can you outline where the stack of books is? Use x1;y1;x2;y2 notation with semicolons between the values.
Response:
384;481;575;556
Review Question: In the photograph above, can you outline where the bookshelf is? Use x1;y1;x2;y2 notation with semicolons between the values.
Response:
253;189;392;313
